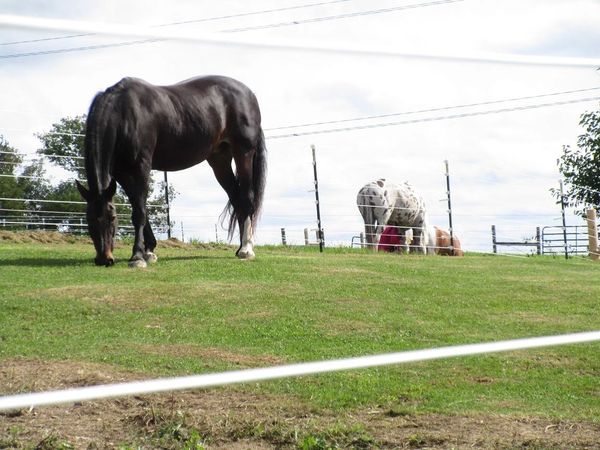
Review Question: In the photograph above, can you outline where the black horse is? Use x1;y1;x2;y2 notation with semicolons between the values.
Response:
76;75;267;267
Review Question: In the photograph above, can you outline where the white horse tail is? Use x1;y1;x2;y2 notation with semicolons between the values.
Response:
424;220;438;255
357;188;377;248
357;180;390;248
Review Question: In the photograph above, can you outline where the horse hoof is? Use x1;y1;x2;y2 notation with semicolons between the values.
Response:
237;250;256;260
144;252;158;263
128;259;147;269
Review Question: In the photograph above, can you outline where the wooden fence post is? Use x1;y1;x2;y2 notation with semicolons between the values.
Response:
587;208;599;261
304;228;309;246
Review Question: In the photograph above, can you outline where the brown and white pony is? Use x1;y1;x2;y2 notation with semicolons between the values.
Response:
425;225;464;256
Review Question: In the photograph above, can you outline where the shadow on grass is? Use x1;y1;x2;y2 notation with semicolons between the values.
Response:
0;253;237;268
0;257;88;268
157;254;237;263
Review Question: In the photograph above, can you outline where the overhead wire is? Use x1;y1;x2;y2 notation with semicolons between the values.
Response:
264;86;600;131
0;0;356;46
0;1;465;59
222;0;465;33
266;96;600;139
3;3;600;68
2;88;599;140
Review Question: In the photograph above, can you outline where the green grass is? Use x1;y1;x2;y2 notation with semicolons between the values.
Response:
1;239;600;420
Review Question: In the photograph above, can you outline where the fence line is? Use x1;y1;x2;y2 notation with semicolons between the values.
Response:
0;330;598;411
0;173;84;182
0;150;84;160
0;220;135;230
0;208;85;215
0;196;163;208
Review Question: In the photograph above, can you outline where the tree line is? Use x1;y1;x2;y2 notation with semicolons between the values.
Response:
0;116;175;234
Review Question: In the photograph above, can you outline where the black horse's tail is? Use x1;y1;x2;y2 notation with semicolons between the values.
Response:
223;129;268;241
84;89;119;195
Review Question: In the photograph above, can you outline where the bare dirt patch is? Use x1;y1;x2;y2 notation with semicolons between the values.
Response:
0;230;89;245
132;343;286;367
0;230;230;251
2;358;600;449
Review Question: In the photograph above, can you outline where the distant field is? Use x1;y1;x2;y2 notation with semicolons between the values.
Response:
1;233;600;448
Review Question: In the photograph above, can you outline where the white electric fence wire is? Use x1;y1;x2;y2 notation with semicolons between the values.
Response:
37;152;84;160
355;241;451;251
267;97;600;139
0;173;83;182
3;90;599;140
2;14;600;67
355;202;426;212
0;151;84;160
0;220;135;229
0;208;84;215
0;0;357;46
0;331;598;411
265;86;600;131
0;197;163;208
222;0;465;33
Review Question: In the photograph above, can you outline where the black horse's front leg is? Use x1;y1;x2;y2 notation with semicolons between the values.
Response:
117;172;152;268
129;203;148;268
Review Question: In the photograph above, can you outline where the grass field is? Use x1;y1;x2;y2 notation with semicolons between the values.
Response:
1;232;600;448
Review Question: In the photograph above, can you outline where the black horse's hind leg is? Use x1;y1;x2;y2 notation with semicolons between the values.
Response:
208;150;256;259
116;171;152;268
143;222;158;263
231;150;256;259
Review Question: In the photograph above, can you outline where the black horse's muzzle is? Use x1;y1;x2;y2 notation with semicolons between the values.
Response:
95;254;115;267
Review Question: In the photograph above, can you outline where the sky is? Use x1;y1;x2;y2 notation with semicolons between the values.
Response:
1;0;600;253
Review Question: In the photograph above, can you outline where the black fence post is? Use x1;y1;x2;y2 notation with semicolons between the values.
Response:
559;180;568;259
311;145;324;252
444;160;455;251
163;171;172;239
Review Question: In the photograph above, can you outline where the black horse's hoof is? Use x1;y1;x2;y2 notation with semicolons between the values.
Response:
128;259;147;268
144;252;158;263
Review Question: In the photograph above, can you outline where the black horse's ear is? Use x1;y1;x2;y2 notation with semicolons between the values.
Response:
76;180;90;201
103;178;117;200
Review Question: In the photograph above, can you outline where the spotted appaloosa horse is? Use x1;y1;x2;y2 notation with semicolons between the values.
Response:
357;179;428;254
424;225;464;256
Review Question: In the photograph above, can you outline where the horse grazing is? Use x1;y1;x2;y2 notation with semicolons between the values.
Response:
436;228;464;256
357;179;428;254
377;226;414;252
76;75;267;267
426;226;464;256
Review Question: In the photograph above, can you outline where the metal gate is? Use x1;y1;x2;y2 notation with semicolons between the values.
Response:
541;225;590;256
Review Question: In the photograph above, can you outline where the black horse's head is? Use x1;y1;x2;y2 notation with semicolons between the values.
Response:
76;179;118;266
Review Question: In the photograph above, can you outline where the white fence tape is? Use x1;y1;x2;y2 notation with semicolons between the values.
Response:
2;14;600;67
1;331;598;411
